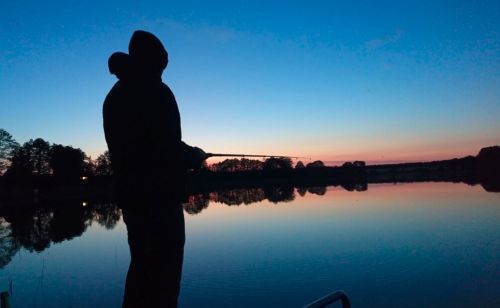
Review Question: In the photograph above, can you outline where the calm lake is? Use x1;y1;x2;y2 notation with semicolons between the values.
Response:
1;182;499;307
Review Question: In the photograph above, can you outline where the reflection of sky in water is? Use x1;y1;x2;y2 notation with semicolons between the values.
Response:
0;219;129;307
183;183;500;307
1;182;499;307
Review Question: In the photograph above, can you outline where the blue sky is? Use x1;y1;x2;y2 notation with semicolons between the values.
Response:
1;1;499;163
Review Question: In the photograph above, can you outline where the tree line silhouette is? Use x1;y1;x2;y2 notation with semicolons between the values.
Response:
2;128;498;195
0;128;112;178
0;128;333;180
209;157;330;172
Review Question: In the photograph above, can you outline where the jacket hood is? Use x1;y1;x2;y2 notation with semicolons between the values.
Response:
128;30;168;76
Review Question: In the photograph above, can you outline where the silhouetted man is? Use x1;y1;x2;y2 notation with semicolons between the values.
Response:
103;30;205;308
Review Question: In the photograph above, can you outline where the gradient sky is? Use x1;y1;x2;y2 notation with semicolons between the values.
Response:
1;1;499;164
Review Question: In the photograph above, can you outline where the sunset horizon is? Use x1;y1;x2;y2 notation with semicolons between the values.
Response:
1;2;499;306
1;2;498;166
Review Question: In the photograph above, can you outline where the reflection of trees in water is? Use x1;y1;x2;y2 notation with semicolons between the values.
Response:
88;203;121;229
13;208;53;252
341;182;367;191
213;189;266;206
184;186;300;215
183;189;268;215
295;186;330;197
0;201;121;268
49;205;87;244
263;186;295;203
297;187;307;197
0;218;20;268
0;183;332;264
183;194;209;215
307;186;327;195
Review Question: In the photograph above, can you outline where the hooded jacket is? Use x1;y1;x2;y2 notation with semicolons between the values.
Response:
103;31;187;199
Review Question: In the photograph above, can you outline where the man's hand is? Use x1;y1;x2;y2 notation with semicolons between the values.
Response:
181;142;208;170
192;147;207;167
185;146;207;170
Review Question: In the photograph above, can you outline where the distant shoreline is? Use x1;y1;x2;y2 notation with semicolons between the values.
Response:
1;146;499;206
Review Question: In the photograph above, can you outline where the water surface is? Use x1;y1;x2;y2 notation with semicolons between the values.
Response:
0;182;499;307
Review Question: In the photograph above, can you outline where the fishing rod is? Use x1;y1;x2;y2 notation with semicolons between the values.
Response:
206;153;311;160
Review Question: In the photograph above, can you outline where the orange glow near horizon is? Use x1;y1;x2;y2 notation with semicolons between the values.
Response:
87;135;499;166
203;144;486;166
